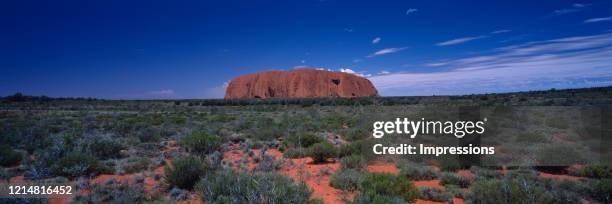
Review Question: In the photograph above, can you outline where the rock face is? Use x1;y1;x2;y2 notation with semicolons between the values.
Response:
224;69;378;99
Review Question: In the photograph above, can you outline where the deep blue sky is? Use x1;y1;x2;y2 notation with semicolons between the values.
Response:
2;0;612;99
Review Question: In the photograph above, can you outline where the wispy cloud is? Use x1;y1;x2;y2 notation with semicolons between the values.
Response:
552;3;590;16
436;35;487;46
372;37;381;44
491;29;511;34
425;62;449;67
339;68;371;77
368;47;407;57
584;16;612;23
378;70;391;75
553;9;579;15
343;28;354;32
573;3;590;8
405;8;418;15
370;33;612;96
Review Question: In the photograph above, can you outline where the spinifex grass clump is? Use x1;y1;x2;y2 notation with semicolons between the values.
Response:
398;162;438;180
354;172;421;203
195;170;312;203
51;153;112;178
307;141;337;163
180;131;222;155
164;156;207;190
330;169;364;191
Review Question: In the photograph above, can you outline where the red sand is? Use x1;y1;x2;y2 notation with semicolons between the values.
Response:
539;172;585;181
367;162;400;174
220;145;351;204
456;169;474;179
414;179;444;190
278;156;348;203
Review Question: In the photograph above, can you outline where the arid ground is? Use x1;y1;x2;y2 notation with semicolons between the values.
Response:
1;87;611;203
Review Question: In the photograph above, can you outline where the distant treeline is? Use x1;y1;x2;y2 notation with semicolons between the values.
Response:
2;86;612;106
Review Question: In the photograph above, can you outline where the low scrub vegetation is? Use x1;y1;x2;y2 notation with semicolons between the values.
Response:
180;131;222;155
195;170;312;203
357;172;421;203
330;169;363;191
307;141;337;163
0;144;22;167
164;156;207;190
398;163;438;180
51;153;111;178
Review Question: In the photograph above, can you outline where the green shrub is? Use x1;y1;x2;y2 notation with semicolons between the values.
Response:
137;126;161;143
589;179;612;203
337;140;363;158
284;133;323;148
440;173;471;188
180;131;222;155
164;156;207;190
307;141;337;163
359;172;421;202
466;175;563;203
444;184;464;198
398;163;438;180
73;183;158;203
340;154;367;169
472;166;503;181
570;165;612;179
196;170;312;203
0;144;22;167
51;153;111;178
283;147;307;158
89;138;125;159
330;169;363;191
419;187;453;202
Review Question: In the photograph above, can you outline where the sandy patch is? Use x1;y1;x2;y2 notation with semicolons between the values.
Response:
539;172;585;181
414;179;444;190
367;162;400;174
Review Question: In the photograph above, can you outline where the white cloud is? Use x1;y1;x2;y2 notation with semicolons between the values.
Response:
352;58;363;63
552;3;590;16
340;68;357;74
425;62;449;67
584;16;612;23
553;9;578;15
436;35;487;46
491;29;511;34
370;33;612;96
294;65;310;69
372;37;381;44
344;28;354;32
378;70;391;75
573;3;590;8
405;8;418;15
367;47;407;57
148;89;175;96
339;68;371;77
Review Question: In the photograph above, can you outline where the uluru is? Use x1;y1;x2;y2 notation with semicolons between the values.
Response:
224;68;378;99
